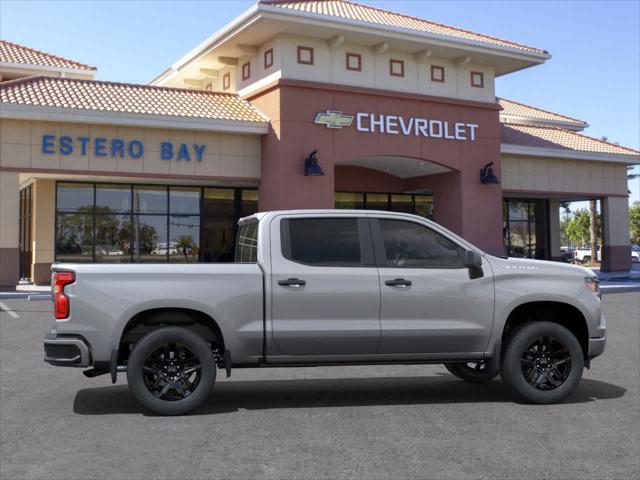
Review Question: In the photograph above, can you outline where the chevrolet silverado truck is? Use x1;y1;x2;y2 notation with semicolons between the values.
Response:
44;210;606;415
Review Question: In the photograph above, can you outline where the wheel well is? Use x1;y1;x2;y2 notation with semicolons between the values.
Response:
501;301;589;359
117;308;224;365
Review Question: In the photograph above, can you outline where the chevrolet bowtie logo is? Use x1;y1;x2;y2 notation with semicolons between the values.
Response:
314;110;354;129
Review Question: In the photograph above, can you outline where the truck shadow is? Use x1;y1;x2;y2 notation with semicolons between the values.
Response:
73;375;626;416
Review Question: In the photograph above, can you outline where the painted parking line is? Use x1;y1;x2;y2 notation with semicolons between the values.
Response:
0;301;20;319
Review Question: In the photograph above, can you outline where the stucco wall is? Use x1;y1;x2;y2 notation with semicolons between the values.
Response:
0;119;262;180
0;171;19;286
501;155;628;196
238;35;495;103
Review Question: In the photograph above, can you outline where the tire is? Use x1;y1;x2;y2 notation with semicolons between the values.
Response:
501;322;584;404
582;256;591;264
127;326;216;415
444;361;498;383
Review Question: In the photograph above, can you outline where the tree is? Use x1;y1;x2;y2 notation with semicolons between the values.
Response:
589;199;599;261
566;209;601;247
630;201;640;245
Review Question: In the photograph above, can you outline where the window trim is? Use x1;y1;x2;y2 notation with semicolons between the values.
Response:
242;61;251;81
346;52;362;71
222;72;231;90
389;59;404;77
369;217;466;269
264;48;273;69
470;71;484;88
280;216;375;268
430;65;445;83
297;46;314;65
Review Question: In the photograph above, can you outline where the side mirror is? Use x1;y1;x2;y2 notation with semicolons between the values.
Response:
463;250;484;279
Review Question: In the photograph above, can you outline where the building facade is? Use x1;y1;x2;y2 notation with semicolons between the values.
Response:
1;0;638;287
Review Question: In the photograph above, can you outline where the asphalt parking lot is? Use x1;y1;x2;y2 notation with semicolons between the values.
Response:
1;292;638;480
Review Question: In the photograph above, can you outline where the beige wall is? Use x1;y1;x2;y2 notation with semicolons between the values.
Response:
602;196;631;246
0;119;261;179
501;155;628;195
32;179;55;264
0;171;19;249
236;35;495;102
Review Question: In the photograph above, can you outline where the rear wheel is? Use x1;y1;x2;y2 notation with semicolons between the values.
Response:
127;326;216;415
444;360;498;383
501;322;584;404
582;256;591;264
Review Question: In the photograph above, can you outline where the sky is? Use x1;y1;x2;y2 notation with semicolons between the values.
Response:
1;0;638;205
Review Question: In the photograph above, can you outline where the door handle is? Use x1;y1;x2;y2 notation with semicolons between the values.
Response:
278;278;306;288
385;278;412;287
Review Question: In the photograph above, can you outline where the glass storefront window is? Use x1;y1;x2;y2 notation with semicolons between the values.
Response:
201;188;236;263
169;215;200;263
57;183;93;212
390;194;413;214
96;184;131;213
134;186;167;214
95;214;131;263
334;192;433;219
335;192;364;210
503;198;546;259
170;187;200;215
56;213;94;262
241;189;259;218
55;182;256;263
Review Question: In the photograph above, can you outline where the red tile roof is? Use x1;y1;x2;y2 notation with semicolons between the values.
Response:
0;40;96;71
498;98;587;127
0;76;269;123
501;123;639;157
260;0;547;55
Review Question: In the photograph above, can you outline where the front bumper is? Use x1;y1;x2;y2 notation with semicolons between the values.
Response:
588;332;607;360
44;330;91;367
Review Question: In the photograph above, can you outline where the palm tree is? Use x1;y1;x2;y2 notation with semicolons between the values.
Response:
589;200;598;263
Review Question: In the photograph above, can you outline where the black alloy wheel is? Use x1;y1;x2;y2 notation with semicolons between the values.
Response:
127;326;216;415
501;321;584;404
142;343;203;401
520;336;571;391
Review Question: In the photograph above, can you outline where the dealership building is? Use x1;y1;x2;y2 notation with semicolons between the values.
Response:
1;0;638;287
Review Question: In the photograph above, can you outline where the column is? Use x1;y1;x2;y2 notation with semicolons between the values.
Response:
32;180;56;284
549;199;563;261
601;196;631;272
0;172;19;287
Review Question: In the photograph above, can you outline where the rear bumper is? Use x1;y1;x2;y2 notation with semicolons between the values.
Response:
44;330;91;367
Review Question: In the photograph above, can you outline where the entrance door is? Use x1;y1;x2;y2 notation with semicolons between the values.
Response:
270;215;381;357
372;217;494;356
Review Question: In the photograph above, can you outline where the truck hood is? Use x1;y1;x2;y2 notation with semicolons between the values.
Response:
486;255;595;279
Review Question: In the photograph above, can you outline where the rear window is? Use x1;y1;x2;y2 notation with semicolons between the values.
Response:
235;222;258;263
282;218;362;266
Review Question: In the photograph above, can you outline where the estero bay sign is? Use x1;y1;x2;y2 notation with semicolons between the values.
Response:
41;134;207;161
315;110;479;141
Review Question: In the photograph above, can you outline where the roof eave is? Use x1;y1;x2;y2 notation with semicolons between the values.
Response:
0;61;96;75
500;115;589;131
0;103;270;134
151;2;550;85
501;143;640;165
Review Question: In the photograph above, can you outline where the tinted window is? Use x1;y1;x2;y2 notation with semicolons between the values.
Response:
235;222;258;263
379;219;462;268
284;218;362;266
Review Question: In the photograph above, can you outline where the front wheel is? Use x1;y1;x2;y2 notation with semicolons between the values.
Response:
444;361;498;383
501;322;584;404
127;326;216;415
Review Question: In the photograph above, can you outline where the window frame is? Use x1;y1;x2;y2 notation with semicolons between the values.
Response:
297;46;314;65
222;72;231;90
470;71;484;88
264;48;273;69
389;59;405;77
346;52;362;71
369;217;466;269
280;216;375;268
241;61;251;81
430;65;445;83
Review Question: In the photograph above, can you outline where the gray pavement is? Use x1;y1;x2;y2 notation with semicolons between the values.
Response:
1;293;639;480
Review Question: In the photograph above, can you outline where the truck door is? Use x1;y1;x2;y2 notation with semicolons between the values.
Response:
371;217;494;356
269;215;381;357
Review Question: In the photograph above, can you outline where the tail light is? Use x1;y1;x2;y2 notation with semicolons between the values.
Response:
53;271;75;319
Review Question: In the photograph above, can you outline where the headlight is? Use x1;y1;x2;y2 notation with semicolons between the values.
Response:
585;276;600;298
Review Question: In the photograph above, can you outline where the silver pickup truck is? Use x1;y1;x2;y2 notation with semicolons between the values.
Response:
45;210;606;415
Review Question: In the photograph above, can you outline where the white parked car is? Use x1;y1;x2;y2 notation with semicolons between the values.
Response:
574;247;601;264
631;245;640;263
